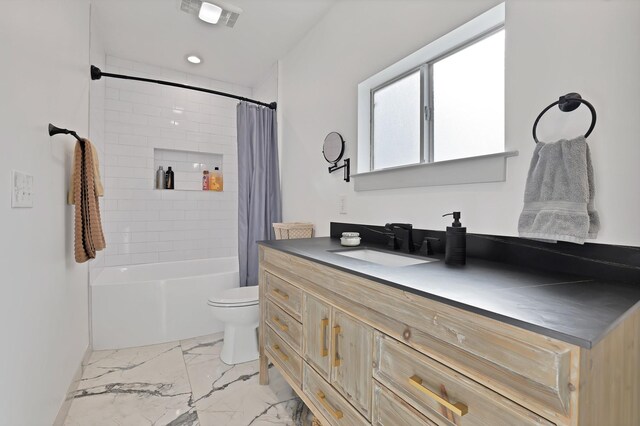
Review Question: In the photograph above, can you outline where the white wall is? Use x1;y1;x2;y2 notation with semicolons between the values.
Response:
279;0;640;246
98;56;247;267
253;62;279;104
89;2;107;282
252;61;284;170
0;2;91;425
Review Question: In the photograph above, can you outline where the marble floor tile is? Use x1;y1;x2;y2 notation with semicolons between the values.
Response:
196;397;306;426
65;342;195;426
181;334;307;426
64;334;309;426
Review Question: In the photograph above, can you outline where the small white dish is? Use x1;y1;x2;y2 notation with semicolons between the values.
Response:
342;232;360;238
341;236;361;247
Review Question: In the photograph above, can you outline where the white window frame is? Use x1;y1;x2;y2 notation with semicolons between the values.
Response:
355;2;517;191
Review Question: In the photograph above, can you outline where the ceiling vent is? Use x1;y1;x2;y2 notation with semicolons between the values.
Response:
180;0;242;28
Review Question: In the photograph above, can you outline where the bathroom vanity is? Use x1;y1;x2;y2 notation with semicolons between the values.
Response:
258;236;640;426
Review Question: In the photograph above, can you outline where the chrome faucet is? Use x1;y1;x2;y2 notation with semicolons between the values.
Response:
384;223;414;253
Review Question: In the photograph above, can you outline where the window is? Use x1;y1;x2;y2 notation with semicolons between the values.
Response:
369;28;504;171
372;70;422;169
433;30;505;162
356;4;512;191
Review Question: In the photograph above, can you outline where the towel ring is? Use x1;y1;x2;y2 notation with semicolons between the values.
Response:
532;93;597;144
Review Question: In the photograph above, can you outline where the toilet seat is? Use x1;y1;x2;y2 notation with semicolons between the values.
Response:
208;286;259;308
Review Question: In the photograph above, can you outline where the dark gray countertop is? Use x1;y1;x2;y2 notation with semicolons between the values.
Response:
258;237;640;348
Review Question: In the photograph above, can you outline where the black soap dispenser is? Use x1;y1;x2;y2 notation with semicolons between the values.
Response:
442;212;466;265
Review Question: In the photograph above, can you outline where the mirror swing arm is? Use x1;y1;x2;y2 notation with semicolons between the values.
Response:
322;131;351;182
328;158;350;182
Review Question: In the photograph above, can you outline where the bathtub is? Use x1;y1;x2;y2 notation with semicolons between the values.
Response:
91;258;238;350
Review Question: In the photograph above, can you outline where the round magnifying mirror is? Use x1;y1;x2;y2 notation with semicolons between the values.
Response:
322;132;345;164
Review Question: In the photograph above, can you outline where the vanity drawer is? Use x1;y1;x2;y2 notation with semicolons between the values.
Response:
303;363;369;426
265;325;302;386
266;300;302;353
373;333;555;426
373;381;439;426
265;272;302;321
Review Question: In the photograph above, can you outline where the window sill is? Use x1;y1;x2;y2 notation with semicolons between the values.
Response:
352;150;518;191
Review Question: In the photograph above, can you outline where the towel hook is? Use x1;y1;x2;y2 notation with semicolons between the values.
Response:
532;93;597;144
48;123;83;142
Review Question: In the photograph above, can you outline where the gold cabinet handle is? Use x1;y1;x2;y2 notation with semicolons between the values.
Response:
320;318;329;357
409;375;468;416
332;325;341;367
272;316;288;332
272;288;289;301
316;391;343;420
273;344;289;362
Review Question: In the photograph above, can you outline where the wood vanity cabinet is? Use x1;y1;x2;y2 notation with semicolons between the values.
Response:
258;246;640;426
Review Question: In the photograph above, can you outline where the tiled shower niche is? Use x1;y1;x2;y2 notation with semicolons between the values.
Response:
154;148;223;191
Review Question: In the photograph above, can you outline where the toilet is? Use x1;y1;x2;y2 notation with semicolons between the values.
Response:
208;285;260;365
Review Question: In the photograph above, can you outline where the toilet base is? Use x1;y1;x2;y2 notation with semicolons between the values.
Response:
220;322;259;365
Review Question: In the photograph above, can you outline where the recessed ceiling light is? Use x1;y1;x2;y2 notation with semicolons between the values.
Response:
187;55;201;64
199;2;222;24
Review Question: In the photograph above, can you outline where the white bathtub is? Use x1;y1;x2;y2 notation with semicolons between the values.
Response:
91;258;238;350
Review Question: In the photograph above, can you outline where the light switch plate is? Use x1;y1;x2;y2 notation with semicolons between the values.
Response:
339;195;347;215
12;170;33;208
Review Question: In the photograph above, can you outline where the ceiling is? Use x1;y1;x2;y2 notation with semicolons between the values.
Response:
91;0;337;88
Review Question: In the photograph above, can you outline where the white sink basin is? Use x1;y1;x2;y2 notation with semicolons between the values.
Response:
332;248;435;267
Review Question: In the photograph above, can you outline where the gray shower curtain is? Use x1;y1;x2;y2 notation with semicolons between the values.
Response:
237;102;282;287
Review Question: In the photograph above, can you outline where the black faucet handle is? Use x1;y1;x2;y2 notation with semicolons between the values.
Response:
385;233;397;250
420;238;434;256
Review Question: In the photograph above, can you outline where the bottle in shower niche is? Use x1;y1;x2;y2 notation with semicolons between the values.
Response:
155;166;165;190
165;166;175;190
202;170;209;190
209;167;223;191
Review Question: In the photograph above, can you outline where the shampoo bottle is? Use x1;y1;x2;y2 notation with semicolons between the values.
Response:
442;211;466;265
209;167;223;191
165;166;175;190
155;166;165;190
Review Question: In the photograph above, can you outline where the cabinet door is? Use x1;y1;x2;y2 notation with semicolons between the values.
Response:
331;309;373;420
303;294;332;380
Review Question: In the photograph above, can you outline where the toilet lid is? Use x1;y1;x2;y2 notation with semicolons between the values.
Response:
208;285;259;306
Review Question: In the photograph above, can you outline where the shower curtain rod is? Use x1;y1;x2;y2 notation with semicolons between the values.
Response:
90;66;277;110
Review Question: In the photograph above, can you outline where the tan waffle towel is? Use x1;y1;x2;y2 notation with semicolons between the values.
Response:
68;141;103;204
73;139;106;263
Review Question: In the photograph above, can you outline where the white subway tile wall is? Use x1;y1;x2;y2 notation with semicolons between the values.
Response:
99;55;247;267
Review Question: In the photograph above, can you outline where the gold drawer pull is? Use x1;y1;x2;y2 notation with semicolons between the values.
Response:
316;391;343;420
272;288;289;301
273;344;289;362
332;325;341;367
272;316;288;331
320;318;329;357
409;375;468;416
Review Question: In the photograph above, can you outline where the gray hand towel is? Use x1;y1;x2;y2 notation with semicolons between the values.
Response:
518;135;599;244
